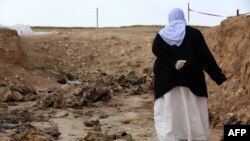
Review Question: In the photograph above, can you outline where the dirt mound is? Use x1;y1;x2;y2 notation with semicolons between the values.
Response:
19;33;150;77
0;28;23;65
1;16;250;140
202;15;250;128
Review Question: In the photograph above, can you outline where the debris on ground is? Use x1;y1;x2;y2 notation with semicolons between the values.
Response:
0;83;38;102
0;124;55;141
83;131;133;141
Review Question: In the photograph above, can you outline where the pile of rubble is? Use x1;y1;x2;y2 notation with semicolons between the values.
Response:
82;118;133;141
0;124;60;141
0;68;153;140
0;103;60;140
0;81;38;102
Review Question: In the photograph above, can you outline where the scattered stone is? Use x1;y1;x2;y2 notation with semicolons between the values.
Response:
92;84;111;103
121;119;131;124
56;72;78;85
84;118;100;127
43;123;61;140
0;124;55;141
83;131;133;141
0;87;12;102
54;112;69;118
83;132;113;141
98;69;108;76
225;113;239;125
0;84;38;102
0;109;49;124
38;92;65;109
99;114;109;119
11;91;24;101
10;84;37;95
0;103;8;114
82;84;111;104
124;71;146;85
36;84;111;109
84;118;101;132
57;78;67;84
224;113;250;125
113;71;150;95
131;85;144;95
115;132;133;141
83;110;95;117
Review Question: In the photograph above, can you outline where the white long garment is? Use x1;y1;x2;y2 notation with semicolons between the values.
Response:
154;87;209;141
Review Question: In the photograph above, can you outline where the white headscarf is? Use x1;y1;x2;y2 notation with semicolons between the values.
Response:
159;8;187;47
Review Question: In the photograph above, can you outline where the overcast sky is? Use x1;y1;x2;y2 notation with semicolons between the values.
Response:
0;0;249;27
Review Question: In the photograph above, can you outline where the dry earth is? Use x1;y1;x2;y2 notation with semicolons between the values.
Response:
0;15;249;141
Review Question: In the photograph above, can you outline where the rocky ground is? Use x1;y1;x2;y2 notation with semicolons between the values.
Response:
0;15;249;141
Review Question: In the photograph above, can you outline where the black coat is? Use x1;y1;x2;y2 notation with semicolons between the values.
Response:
152;26;226;100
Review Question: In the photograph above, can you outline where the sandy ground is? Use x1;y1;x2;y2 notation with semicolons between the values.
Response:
1;15;250;141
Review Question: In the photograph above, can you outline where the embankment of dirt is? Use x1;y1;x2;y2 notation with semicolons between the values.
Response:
203;15;250;127
0;15;250;140
0;28;23;65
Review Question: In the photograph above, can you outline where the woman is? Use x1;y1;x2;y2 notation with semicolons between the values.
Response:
152;8;227;141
